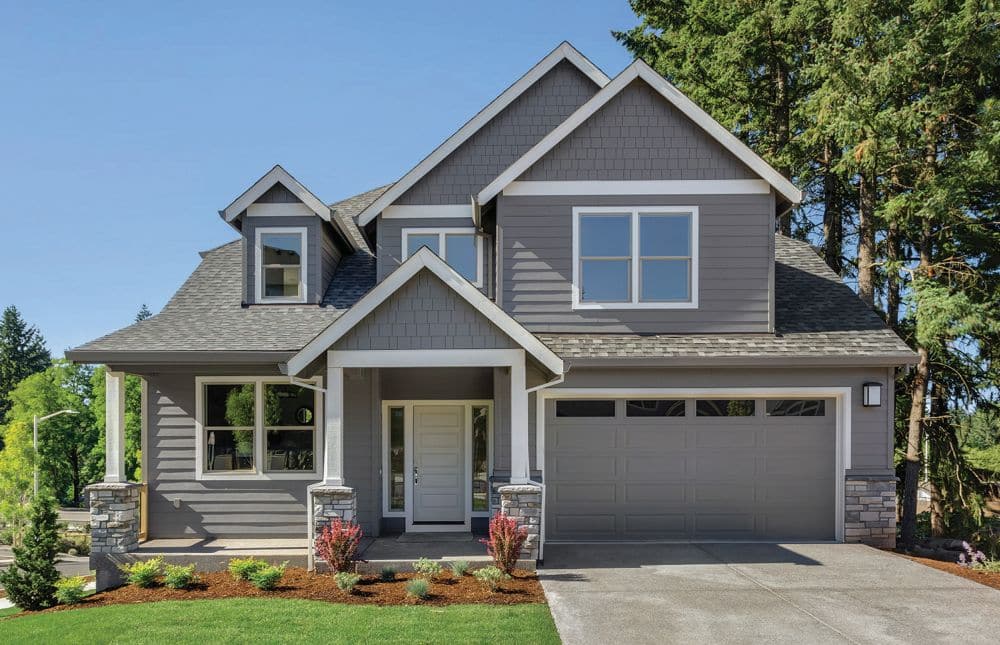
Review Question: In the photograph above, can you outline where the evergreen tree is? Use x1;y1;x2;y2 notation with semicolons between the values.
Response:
0;305;51;420
0;494;60;610
134;304;153;322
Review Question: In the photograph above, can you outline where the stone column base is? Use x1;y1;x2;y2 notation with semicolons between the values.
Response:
498;484;542;561
845;477;897;548
87;482;141;590
309;484;357;571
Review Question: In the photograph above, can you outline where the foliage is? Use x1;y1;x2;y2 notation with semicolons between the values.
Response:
0;495;60;610
135;304;153;323
971;559;1000;573
412;557;443;580
89;366;142;484
0;305;51;421
473;565;510;592
963;445;1000;475
481;512;528;575
404;577;429;600
54;576;88;605
59;532;90;556
227;557;268;581
119;557;163;588
163;564;198;590
314;517;363;573
957;541;987;567
449;560;470;577
333;571;362;593
248;563;286;591
0;420;35;545
379;565;397;582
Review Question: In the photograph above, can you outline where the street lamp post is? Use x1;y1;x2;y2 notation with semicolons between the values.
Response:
33;409;78;496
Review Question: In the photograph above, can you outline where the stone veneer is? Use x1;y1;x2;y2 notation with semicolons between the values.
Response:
845;477;897;548
309;484;357;570
87;482;141;590
498;484;542;560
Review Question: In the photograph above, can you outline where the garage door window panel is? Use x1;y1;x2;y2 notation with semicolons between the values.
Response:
765;400;826;416
626;399;686;417
696;399;756;417
555;400;616;418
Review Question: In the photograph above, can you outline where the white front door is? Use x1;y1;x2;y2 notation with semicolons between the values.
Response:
412;405;466;523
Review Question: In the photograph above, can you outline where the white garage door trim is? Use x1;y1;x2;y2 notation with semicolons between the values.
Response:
535;386;852;553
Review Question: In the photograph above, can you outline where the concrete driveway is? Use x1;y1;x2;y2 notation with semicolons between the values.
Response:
539;543;1000;644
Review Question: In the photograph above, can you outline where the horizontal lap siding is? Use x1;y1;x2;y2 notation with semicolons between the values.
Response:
499;193;772;333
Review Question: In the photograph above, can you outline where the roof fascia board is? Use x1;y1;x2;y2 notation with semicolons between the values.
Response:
355;42;610;227
284;247;564;376
478;60;803;205
64;350;296;365
564;353;919;368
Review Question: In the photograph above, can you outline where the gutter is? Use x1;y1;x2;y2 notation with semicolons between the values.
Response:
522;367;567;563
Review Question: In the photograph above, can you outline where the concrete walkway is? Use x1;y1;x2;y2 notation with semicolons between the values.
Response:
539;543;1000;645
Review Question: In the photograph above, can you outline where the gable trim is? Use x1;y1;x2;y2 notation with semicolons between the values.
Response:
478;60;803;205
503;179;772;197
356;42;610;227
283;247;564;376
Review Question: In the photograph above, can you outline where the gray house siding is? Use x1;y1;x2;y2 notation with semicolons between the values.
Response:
519;79;756;182
334;269;516;351
498;193;773;333
242;215;325;304
397;60;601;205
376;216;491;296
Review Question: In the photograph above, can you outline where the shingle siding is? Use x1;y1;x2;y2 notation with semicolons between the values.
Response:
243;215;325;304
396;60;600;205
520;79;756;181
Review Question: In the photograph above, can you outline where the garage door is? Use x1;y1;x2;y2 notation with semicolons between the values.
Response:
544;397;836;541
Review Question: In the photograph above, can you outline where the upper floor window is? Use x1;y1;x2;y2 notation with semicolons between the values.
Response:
403;227;483;287
572;206;698;309
255;227;307;303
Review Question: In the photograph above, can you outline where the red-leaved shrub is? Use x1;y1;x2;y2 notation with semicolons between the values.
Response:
480;512;528;574
315;517;363;573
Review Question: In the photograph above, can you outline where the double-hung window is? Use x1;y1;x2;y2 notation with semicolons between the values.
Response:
255;227;307;303
402;228;483;286
572;206;698;309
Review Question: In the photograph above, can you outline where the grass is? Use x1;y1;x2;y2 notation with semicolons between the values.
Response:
0;606;21;618
0;598;560;644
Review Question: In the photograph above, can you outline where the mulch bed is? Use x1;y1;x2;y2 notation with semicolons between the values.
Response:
11;567;544;615
896;553;1000;591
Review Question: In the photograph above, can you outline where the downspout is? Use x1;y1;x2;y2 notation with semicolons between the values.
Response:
523;367;568;563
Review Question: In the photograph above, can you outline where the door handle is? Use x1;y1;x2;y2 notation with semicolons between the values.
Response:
413;465;419;485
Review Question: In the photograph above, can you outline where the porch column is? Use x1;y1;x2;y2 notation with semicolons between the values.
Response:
510;351;530;484
323;355;345;486
104;370;126;483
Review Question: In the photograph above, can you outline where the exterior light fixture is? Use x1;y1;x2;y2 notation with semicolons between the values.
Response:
862;382;883;407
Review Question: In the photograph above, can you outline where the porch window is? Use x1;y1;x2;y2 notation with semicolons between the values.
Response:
471;405;489;512
204;383;255;472
256;228;307;303
388;406;405;511
264;383;316;471
402;228;483;286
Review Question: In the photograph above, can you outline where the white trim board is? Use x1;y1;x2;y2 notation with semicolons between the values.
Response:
401;227;484;288
254;226;308;304
478;60;803;205
503;179;772;197
247;202;314;218
356;42;610;226
284;248;564;376
533;386;852;543
383;205;473;219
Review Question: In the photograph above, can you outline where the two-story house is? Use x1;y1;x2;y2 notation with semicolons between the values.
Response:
68;43;915;585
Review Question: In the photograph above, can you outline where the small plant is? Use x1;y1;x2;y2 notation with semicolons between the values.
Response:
958;541;988;568
450;560;470;577
480;512;528;575
119;557;163;588
972;559;1000;573
379;565;397;582
473;565;511;592
163;563;198;590
412;557;444;579
314;517;363;573
249;562;286;591
405;577;429;600
54;576;88;605
334;571;362;593
0;495;61;610
228;556;268;581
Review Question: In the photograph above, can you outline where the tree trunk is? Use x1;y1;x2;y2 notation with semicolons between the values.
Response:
857;172;877;307
773;60;792;236
901;345;930;547
886;221;901;327
822;141;843;274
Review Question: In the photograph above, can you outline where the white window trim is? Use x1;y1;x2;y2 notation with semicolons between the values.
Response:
194;376;323;481
380;400;494;529
254;226;308;304
571;206;699;310
401;227;483;288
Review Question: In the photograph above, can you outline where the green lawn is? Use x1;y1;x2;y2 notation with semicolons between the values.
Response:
1;598;560;644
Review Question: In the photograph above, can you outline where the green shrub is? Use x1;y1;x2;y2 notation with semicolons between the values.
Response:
228;557;268;581
248;563;286;591
119;557;163;588
379;565;397;582
473;565;511;592
405;577;429;600
58;533;90;557
0;495;61;610
334;571;362;593
412;557;443;579
54;576;88;605
973;559;1000;573
450;560;470;577
163;563;198;590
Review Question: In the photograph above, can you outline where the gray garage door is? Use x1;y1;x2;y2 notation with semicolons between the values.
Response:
544;398;836;541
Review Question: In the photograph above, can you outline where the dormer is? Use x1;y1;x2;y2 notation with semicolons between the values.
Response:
220;165;362;306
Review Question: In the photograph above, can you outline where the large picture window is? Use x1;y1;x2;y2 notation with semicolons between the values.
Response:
402;228;483;286
573;206;698;309
256;228;307;303
197;377;320;480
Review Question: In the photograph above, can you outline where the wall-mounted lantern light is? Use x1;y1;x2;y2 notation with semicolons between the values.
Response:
862;382;883;407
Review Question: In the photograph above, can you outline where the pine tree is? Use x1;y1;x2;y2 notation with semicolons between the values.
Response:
0;305;51;420
134;304;153;323
0;494;60;610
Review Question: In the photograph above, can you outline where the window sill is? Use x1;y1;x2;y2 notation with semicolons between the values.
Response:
196;472;322;482
572;301;698;310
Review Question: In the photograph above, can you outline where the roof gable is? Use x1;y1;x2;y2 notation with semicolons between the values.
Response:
478;60;802;204
356;42;610;225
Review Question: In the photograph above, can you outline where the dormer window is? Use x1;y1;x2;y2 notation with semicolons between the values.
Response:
255;227;307;303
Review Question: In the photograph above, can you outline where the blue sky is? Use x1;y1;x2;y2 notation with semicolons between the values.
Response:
0;1;637;356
